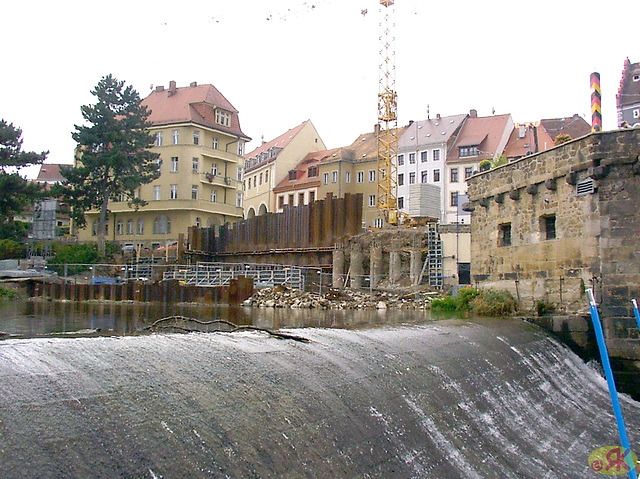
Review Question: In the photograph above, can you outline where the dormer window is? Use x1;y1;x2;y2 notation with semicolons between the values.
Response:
215;109;231;127
289;170;297;181
308;166;319;177
459;145;478;158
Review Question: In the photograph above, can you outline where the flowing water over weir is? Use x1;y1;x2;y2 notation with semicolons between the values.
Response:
0;317;639;478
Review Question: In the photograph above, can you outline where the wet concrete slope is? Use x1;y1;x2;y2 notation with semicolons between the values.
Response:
0;318;638;478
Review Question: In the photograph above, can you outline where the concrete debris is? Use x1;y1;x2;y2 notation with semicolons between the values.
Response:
243;286;439;310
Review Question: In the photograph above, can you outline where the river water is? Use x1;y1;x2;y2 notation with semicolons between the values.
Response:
0;299;639;478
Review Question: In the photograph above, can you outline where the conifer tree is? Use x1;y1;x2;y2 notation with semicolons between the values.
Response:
0;120;47;222
58;75;160;255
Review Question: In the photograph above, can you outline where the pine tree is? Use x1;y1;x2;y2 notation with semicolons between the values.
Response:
0;120;47;222
57;75;160;255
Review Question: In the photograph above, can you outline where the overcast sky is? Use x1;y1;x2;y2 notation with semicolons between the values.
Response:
2;0;637;175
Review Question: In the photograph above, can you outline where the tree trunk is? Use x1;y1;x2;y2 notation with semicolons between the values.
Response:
97;193;110;257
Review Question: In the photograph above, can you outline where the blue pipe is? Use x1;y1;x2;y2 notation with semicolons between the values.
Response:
586;289;637;479
633;299;640;336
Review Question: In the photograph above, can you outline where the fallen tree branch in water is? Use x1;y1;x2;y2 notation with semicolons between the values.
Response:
144;316;309;342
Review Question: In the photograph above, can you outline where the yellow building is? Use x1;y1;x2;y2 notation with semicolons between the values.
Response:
317;126;408;229
77;81;250;250
243;120;326;217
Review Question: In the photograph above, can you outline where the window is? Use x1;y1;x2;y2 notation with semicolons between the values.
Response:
211;189;217;202
212;137;219;149
323;172;329;185
450;168;459;183
409;172;416;184
237;166;243;181
259;173;263;185
288;194;294;205
374;218;383;228
368;170;376;182
398;173;404;186
193;130;200;145
299;192;305;205
155;132;163;146
192;157;199;173
289;170;297;181
465;167;473;179
238;142;244;156
153;185;161;200
459;145;478;157
309;191;315;203
116;220;124;235
265;170;269;183
345;171;351;183
211;164;218;176
137;219;144;235
195;217;201;227
398;196;404;209
236;193;243;207
421;151;428;162
155;158;162;172
421;171;428;183
278;195;284;208
357;171;364;183
308;166;318;177
172;130;179;144
634;109;640;119
126;219;134;235
398;154;404;166
331;171;338;183
191;185;198;200
153;216;171;234
541;215;556;240
215;109;231;127
450;191;459;207
368;195;376;207
433;149;441;161
170;157;178;172
170;184;177;200
433;169;441;182
499;223;512;247
409;153;416;164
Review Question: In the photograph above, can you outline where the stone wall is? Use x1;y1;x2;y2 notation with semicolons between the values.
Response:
466;128;640;355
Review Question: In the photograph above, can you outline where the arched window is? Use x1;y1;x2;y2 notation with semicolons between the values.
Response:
153;216;171;234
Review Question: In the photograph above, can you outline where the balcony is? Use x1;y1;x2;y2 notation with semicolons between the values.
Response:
201;146;239;163
201;172;237;189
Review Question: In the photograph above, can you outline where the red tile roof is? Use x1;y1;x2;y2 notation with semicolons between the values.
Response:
244;120;311;172
540;114;591;141
141;82;249;140
448;114;513;162
274;148;341;192
36;164;66;183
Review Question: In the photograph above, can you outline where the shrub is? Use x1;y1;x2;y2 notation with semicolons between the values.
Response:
48;244;101;275
536;299;556;316
431;287;481;312
0;239;25;259
0;286;18;302
471;289;518;316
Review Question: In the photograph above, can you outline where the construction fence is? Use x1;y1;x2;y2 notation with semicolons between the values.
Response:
189;193;363;254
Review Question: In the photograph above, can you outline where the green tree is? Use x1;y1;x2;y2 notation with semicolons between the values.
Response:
554;134;572;146
0;120;47;222
56;75;160;255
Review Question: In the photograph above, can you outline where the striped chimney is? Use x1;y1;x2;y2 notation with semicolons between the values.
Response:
591;72;602;132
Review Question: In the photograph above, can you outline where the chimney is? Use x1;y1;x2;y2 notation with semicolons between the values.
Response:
190;81;197;87
469;109;478;118
168;80;177;97
436;113;441;120
155;85;165;92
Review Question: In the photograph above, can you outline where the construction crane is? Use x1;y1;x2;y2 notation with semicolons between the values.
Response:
376;0;399;226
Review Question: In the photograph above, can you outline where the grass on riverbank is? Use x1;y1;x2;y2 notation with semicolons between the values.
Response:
0;286;19;302
430;287;517;316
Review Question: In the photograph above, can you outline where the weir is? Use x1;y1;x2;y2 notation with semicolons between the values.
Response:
0;319;638;478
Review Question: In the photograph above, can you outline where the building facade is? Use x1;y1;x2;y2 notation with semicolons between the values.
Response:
243;120;326;217
77;81;250;250
617;58;640;127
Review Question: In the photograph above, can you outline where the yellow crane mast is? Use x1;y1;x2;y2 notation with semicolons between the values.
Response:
376;0;399;226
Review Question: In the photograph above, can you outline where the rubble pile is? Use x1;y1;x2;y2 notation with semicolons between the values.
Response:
244;286;439;310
